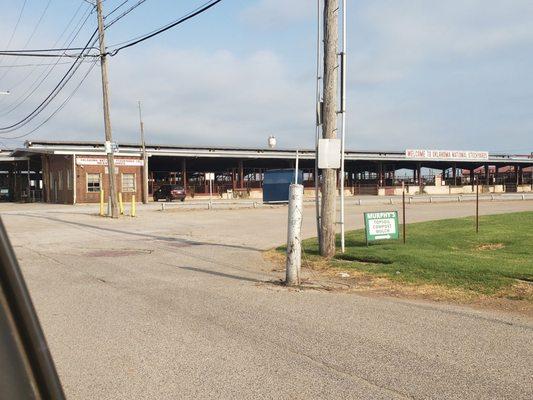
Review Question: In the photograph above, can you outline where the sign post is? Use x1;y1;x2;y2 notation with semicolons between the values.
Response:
364;211;400;244
206;172;215;209
402;186;406;244
476;177;479;234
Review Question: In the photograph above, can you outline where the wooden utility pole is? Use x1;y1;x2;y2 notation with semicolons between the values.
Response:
138;101;149;204
319;0;338;258
96;0;119;218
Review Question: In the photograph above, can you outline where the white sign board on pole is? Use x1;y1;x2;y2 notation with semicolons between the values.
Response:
205;172;215;181
405;149;489;161
76;157;144;166
318;138;341;169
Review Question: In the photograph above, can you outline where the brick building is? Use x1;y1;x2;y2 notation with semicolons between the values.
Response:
41;154;144;204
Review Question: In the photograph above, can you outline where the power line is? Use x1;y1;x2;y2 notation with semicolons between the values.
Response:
0;60;99;140
105;0;130;19
108;0;222;56
0;0;84;110
104;0;148;29
0;30;99;132
0;61;91;68
0;0;54;82
0;0;223;137
0;47;99;54
0;2;93;98
0;0;28;66
0;5;96;117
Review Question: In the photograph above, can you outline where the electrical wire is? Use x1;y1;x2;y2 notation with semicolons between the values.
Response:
0;0;28;67
0;30;99;132
0;61;89;68
0;0;223;138
1;2;92;100
105;0;130;19
108;0;222;56
1;60;99;140
104;0;148;29
0;0;54;82
0;4;96;117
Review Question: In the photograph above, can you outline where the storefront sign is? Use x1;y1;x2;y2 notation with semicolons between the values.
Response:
405;149;489;161
364;211;399;242
76;157;144;166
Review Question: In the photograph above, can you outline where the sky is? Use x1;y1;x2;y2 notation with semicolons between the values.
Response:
0;0;532;153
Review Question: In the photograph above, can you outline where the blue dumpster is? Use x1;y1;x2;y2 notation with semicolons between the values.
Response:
263;169;303;203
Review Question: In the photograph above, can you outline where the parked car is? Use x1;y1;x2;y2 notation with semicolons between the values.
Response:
153;184;186;202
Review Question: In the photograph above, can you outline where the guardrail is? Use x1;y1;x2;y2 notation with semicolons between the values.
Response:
155;193;532;210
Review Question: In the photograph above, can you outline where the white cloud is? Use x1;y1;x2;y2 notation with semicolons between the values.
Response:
4;47;315;148
240;0;313;29
1;0;533;152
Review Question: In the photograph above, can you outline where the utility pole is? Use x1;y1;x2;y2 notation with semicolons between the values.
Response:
138;101;149;204
319;0;339;258
96;0;119;218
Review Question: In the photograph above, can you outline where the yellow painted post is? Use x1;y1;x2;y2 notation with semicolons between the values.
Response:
131;195;136;217
118;192;124;215
99;189;105;216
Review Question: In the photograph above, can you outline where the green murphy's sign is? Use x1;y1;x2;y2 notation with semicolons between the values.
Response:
364;211;399;242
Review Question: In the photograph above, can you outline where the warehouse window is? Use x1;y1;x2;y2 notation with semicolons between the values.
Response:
87;173;101;192
122;173;136;192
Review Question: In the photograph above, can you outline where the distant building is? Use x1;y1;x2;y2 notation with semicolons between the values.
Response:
2;140;531;204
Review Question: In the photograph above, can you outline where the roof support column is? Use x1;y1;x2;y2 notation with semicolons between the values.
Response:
238;160;244;189
452;164;457;186
485;164;490;186
181;158;187;190
417;163;422;193
470;169;475;190
378;162;383;187
42;155;50;203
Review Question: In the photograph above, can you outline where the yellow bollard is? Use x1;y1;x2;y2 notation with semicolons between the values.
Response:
99;189;105;216
118;192;124;215
131;195;136;217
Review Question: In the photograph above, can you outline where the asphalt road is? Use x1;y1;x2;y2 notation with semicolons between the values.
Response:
1;200;532;399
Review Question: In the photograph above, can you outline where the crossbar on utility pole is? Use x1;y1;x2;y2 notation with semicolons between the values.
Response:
138;101;149;204
96;0;119;218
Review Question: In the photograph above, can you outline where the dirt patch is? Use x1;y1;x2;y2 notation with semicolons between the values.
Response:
476;243;505;251
263;249;533;318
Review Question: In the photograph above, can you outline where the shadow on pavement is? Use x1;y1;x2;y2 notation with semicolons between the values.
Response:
13;213;263;253
179;266;262;283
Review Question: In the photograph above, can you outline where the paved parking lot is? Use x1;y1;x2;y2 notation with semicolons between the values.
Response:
1;200;532;399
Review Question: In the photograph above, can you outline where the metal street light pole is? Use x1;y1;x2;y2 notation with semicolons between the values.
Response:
314;0;322;245
339;0;347;253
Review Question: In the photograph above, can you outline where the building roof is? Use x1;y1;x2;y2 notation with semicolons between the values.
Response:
8;140;533;167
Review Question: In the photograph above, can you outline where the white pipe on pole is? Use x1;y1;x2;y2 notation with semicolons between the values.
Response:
314;0;322;243
286;184;304;286
340;0;347;253
295;149;299;184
